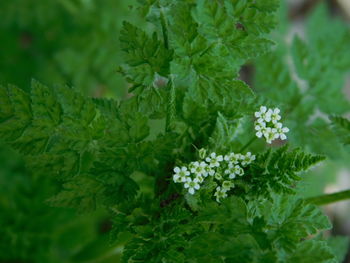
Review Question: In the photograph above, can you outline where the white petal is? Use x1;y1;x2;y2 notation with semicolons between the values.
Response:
185;171;190;176
184;183;189;188
282;127;289;133
182;167;188;172
194;184;200;190
217;155;223;161
188;188;195;195
274;108;280;114
256;131;263;138
280;134;287;140
174;167;180;173
205;157;211;162
257;118;265;124
229;174;236;179
275;122;282;128
193;178;199;183
260;106;267;113
210;152;216;158
224;155;229;161
255;112;261;118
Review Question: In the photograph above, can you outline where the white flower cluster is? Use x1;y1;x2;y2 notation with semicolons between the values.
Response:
254;106;289;144
173;151;256;202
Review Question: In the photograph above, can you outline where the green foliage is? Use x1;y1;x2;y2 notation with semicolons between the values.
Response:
119;21;172;88
0;0;133;95
247;145;326;197
286;240;337;263
119;195;332;263
330;115;350;146
0;80;152;211
254;3;350;157
0;143;107;263
1;0;349;262
327;236;350;263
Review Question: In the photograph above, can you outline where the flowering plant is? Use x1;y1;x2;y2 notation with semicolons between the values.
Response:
1;0;350;262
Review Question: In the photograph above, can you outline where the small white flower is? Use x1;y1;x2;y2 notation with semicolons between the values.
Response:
255;121;267;138
173;166;190;183
224;164;244;179
214;186;228;202
214;172;223;181
206;152;223;168
264;127;278;144
190;161;208;177
241;152;256;166
195;175;204;184
222;180;234;192
274;122;289;140
270;108;281;124
224;152;241;164
184;177;200;195
255;106;272;123
204;165;216;176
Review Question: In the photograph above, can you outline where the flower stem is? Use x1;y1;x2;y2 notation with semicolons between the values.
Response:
239;136;257;152
306;189;350;206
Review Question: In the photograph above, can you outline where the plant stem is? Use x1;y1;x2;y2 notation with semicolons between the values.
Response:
159;6;175;133
240;136;257;152
306;189;350;206
166;75;176;132
160;8;169;49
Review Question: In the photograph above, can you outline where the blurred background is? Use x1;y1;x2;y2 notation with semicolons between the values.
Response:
0;0;349;262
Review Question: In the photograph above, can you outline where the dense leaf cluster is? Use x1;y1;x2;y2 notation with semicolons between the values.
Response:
1;0;349;262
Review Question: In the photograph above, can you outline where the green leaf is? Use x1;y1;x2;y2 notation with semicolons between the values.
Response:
193;0;278;65
119;21;172;87
0;84;32;142
209;112;241;152
196;196;250;235
247;145;326;197
47;177;103;212
182;79;254;130
258;195;332;252
330;115;350;146
327;236;350;263
186;233;261;263
286;240;336;263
